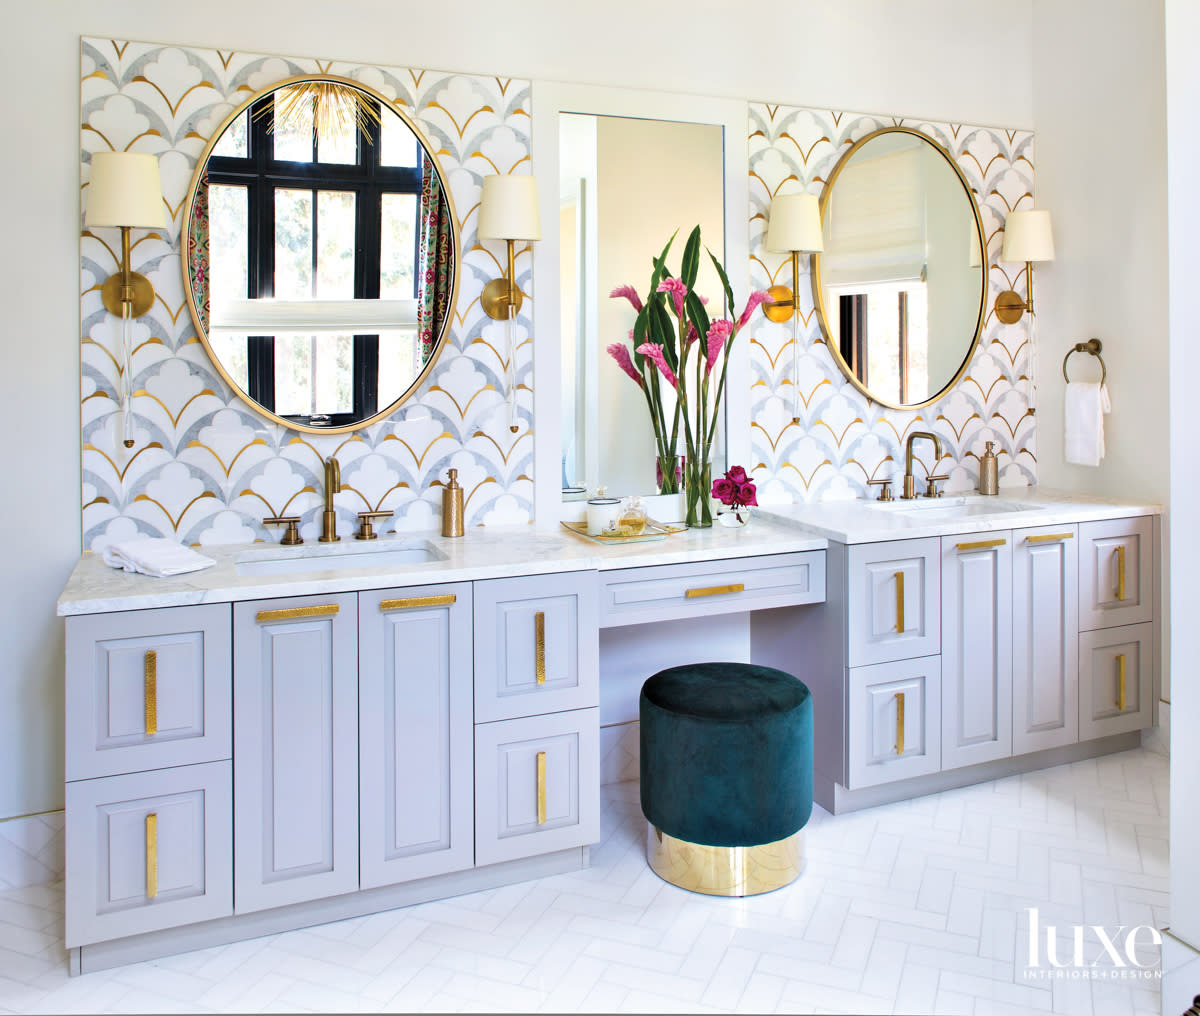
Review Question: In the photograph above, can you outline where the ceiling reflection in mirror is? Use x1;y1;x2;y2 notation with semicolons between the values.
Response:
811;128;985;410
183;76;458;433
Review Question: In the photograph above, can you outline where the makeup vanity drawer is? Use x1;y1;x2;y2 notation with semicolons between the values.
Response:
64;761;232;947
1078;517;1153;630
65;604;232;780
1079;623;1155;739
847;539;941;667
599;552;824;628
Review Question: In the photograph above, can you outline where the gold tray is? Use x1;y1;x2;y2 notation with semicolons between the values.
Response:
561;519;687;545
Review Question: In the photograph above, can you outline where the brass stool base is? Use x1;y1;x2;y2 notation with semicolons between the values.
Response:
646;824;804;897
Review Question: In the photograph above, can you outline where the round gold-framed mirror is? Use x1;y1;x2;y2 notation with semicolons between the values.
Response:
810;127;986;410
182;74;460;434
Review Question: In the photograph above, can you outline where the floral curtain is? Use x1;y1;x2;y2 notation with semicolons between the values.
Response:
417;156;453;363
187;174;210;333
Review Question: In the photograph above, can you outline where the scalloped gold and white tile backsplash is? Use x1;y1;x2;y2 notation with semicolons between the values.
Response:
747;104;1037;502
80;39;533;550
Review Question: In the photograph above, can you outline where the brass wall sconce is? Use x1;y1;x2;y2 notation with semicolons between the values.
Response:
85;151;165;448
478;174;541;432
995;209;1055;325
763;193;824;423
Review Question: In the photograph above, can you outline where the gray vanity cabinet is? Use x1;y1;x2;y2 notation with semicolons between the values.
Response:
358;583;474;888
233;592;359;914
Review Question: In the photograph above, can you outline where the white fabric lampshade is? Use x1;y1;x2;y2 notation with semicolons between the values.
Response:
1000;209;1055;263
478;175;541;241
85;152;165;228
765;193;824;253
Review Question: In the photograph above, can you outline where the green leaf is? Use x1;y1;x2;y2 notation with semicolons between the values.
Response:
685;291;711;344
708;246;734;314
681;226;702;289
650;299;676;367
632;306;649;358
649;232;677;292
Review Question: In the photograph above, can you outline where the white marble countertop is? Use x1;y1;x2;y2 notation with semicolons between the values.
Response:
758;487;1161;544
57;515;827;616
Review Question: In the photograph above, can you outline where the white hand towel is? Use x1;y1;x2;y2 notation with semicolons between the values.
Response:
102;537;216;578
1064;381;1111;467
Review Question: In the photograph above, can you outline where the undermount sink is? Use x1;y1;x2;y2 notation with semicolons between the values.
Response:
235;539;445;577
868;496;1040;523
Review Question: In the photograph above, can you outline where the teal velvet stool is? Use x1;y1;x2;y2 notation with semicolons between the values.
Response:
639;662;813;896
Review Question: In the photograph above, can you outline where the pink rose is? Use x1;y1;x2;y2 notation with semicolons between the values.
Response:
712;477;736;505
737;482;758;507
727;465;748;485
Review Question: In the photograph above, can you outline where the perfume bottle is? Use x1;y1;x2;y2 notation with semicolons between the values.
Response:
616;497;648;536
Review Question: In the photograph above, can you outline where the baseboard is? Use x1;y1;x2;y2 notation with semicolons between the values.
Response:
0;810;64;889
1143;701;1170;756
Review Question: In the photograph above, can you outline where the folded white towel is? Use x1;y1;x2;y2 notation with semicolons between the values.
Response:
102;537;216;578
1064;381;1111;467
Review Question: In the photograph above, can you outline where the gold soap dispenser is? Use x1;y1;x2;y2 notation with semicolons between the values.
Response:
441;468;465;537
978;441;999;496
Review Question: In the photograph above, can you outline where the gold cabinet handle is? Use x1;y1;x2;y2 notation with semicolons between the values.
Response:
255;604;339;624
535;612;546;685
1025;531;1074;544
145;812;158;899
380;594;456;612
685;583;746;599
144;650;157;737
1115;545;1127;601
894;572;905;634
1117;653;1127;712
955;538;1006;552
894;692;906;755
536;751;547;825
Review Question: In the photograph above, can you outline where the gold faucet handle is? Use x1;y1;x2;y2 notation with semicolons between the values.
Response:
867;478;895;502
264;515;303;545
924;474;949;498
355;510;394;541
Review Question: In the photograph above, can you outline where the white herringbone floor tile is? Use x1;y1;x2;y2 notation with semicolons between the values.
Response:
0;746;1168;1015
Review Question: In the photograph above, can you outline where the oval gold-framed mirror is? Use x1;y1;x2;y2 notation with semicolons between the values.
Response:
182;74;460;434
810;127;986;411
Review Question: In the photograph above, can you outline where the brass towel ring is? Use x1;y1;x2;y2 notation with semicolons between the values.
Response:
1062;338;1107;385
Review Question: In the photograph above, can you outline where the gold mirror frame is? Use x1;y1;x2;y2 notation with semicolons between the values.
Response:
810;126;987;412
181;73;461;435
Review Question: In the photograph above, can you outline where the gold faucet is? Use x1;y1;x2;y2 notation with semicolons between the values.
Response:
319;455;341;542
902;431;943;499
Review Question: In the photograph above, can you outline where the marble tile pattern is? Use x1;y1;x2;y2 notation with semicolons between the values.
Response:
80;39;534;552
0;748;1165;1014
747;105;1038;504
0;815;63;892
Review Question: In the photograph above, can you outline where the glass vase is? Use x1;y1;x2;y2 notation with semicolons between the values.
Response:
685;457;712;528
656;454;681;495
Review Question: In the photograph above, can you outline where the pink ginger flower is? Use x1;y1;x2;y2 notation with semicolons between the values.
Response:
685;323;699;346
736;289;774;329
606;342;642;387
657;276;688;317
705;319;734;376
635;342;678;389
610;284;643;313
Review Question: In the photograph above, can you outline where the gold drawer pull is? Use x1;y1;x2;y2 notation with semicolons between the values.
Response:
536;751;547;825
955;538;1006;552
1025;531;1074;544
144;650;157;737
894;571;905;633
380;594;456;612
1115;545;1127;601
255;604;339;624
535;612;546;685
145;812;158;899
1117;653;1127;711
895;692;906;755
685;583;745;599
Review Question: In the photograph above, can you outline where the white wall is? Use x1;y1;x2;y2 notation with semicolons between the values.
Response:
0;1;1032;819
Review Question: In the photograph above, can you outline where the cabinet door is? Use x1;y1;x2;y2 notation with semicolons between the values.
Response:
65;604;231;780
1079;517;1153;631
847;538;940;667
1012;526;1079;754
941;533;1012;770
359;584;474;889
474;708;600;866
474;572;599;723
846;657;941;789
1080;623;1154;739
64;761;231;947
233;592;358;913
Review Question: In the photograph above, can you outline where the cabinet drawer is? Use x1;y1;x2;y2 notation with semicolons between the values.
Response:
848;539;940;667
474;573;599;723
1079;623;1154;740
1079;517;1153;630
64;761;232;947
65;604;231;780
474;708;599;866
847;658;941;789
599;552;824;628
